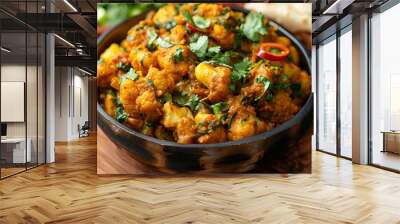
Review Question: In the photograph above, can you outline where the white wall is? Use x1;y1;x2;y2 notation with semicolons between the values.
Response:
1;64;46;164
54;67;89;141
1;65;29;138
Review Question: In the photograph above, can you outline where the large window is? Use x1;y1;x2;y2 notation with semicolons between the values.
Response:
370;3;400;171
339;27;352;158
317;36;337;154
0;1;46;179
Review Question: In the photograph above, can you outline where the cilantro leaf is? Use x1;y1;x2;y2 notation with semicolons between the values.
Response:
147;29;158;50
211;102;228;115
189;35;209;59
146;79;155;87
116;61;131;73
115;106;128;123
162;93;172;103
192;15;210;29
173;93;200;112
156;37;173;48
158;20;177;30
147;29;174;49
291;83;302;97
240;11;268;42
233;31;243;49
207;45;221;57
183;11;194;25
211;50;238;66
120;68;139;84
231;57;252;83
255;76;271;100
265;92;273;101
173;47;184;63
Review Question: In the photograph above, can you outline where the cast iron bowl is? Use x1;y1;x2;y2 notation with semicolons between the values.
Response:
97;7;313;174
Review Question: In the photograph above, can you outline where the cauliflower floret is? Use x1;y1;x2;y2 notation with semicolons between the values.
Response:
194;112;226;144
156;45;193;79
175;117;196;144
129;48;157;75
146;67;175;96
161;102;196;144
228;113;271;141
153;4;178;24
170;25;188;44
196;4;224;18
135;90;163;121
194;62;231;102
122;27;148;51
119;79;140;116
227;96;272;141
209;24;235;49
269;91;300;124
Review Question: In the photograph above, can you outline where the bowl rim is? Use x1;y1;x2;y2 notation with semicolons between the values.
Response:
97;5;312;149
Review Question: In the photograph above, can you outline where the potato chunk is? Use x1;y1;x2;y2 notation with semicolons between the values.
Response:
161;102;193;128
97;61;117;88
100;43;123;64
194;62;231;102
97;44;123;88
104;91;116;117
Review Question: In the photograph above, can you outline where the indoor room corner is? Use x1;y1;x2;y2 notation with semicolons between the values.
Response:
0;0;97;179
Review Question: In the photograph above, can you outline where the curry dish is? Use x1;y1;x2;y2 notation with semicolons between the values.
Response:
98;3;311;144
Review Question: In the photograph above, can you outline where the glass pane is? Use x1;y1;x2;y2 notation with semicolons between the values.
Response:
38;32;46;165
371;4;400;171
339;29;352;158
312;46;317;151
27;31;38;169
1;31;27;177
317;37;337;154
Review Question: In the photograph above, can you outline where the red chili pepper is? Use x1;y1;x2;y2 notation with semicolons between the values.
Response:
186;22;198;32
256;43;290;61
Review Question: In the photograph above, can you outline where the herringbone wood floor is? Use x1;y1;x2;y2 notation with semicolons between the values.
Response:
0;135;400;224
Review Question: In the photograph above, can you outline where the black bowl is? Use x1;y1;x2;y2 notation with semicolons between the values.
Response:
97;7;313;174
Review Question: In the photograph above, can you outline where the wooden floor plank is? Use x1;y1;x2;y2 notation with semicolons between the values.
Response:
0;135;399;223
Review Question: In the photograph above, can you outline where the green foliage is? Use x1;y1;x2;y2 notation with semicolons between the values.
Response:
173;48;184;63
173;93;200;112
240;11;268;42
